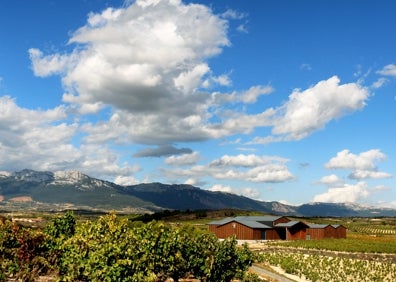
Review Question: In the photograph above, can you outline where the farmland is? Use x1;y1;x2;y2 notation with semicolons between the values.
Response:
1;210;396;281
250;217;396;281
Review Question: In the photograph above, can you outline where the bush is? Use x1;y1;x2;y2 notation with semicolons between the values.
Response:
57;213;254;281
0;219;51;281
1;212;255;281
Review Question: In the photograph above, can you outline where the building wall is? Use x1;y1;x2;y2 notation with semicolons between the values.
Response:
265;229;285;240
286;224;307;240
208;219;347;240
324;226;336;238
335;226;347;239
209;221;256;239
306;225;347;239
307;226;334;239
306;228;325;239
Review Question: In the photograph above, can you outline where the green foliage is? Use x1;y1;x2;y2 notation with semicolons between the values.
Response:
44;210;76;239
57;213;254;281
1;212;254;281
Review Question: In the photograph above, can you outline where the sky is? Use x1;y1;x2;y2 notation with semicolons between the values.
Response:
0;0;395;207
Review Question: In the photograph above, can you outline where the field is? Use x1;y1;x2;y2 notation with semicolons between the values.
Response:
249;217;396;281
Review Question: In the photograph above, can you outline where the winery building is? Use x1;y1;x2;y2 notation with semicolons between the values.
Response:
208;216;346;240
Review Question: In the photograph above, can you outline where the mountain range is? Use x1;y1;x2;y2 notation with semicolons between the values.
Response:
0;169;395;217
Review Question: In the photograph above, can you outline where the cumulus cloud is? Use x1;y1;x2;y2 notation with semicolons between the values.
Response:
313;182;370;203
31;0;229;118
318;174;343;185
162;153;294;184
29;0;370;149
165;151;200;166
324;149;392;181
270;76;369;141
325;149;386;171
11;0;377;191
249;76;369;144
0;96;141;182
30;0;277;146
29;48;76;77
0;96;77;170
133;145;192;158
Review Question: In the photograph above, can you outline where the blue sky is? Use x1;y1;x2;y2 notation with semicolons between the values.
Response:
0;0;395;207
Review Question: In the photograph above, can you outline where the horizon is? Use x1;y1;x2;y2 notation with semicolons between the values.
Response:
1;167;394;210
0;0;395;208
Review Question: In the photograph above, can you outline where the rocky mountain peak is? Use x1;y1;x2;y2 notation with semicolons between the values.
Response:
11;169;54;183
54;170;88;182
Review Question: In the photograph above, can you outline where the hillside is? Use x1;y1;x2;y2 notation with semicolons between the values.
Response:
1;169;395;217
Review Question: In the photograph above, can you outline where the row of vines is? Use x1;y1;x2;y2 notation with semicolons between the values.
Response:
259;251;396;282
0;212;259;281
346;224;396;235
266;233;396;254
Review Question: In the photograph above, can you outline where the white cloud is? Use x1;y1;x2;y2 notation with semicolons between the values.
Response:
0;96;78;171
325;149;386;170
348;170;392;180
209;154;289;167
213;85;273;105
29;48;76;77
113;175;140;186
0;96;142;182
29;0;370;149
324;149;392;181
221;9;246;20
165;151;200;166
244;165;294;183
212;74;232;86
239;85;274;103
318;174;343;185
209;184;260;199
377;64;396;77
26;0;271;148
239;187;260;198
371;77;388;89
313;182;370;203
209;184;233;193
163;153;294;184
32;0;229;119
270;76;369;141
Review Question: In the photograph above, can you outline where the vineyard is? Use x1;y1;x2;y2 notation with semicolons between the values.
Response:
0;212;258;281
305;217;396;236
345;221;396;235
253;217;396;281
258;251;396;281
264;233;396;254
